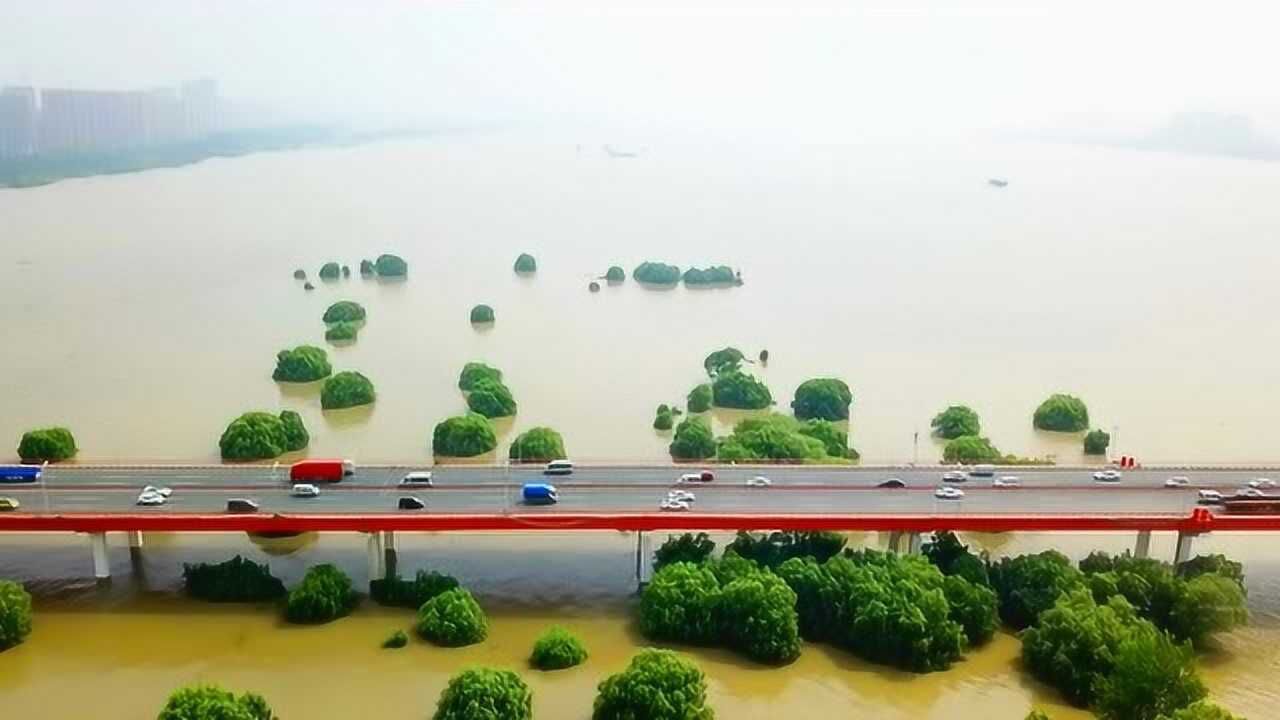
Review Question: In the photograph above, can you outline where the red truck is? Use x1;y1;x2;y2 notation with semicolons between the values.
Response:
289;459;355;483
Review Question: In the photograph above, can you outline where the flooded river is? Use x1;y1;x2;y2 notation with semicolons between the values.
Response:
0;531;1276;718
2;136;1280;465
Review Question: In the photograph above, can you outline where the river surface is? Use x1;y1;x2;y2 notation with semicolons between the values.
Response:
0;531;1276;718
1;135;1279;465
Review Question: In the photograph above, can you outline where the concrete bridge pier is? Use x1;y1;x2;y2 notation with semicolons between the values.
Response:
89;532;110;580
366;532;385;582
1174;531;1196;565
383;531;399;580
635;531;654;587
1134;530;1152;559
906;532;923;555
887;531;903;553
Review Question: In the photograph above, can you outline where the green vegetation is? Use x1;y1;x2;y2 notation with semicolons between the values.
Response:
712;370;773;409
1096;627;1206;720
319;262;341;280
1085;428;1112;455
1157;702;1245;720
292;269;306;280
791;378;853;421
592;649;714;720
324;322;359;342
1022;590;1144;706
458;362;503;391
417;587;488;647
513;253;537;273
509;427;567;462
632;261;682;285
921;531;991;586
0;579;33;650
942;435;1002;463
272;345;332;382
374;253;408;276
703;347;745;376
434;668;532;720
717;571;803;664
182;556;286;602
1034;393;1090;432
284;564;358;624
433;414;498;457
342;265;351;278
727;531;847;569
322;300;366;324
469;304;495;323
931;405;981;439
156;685;276;720
17;426;77;462
654;533;717;570
687;383;713;413
717;414;850;462
605;266;625;282
943;574;999;645
370;569;460;608
218;411;308;460
669;416;716;460
989;550;1084;629
303;282;315;291
654;407;674;430
640;561;722;645
360;259;374;276
531;626;588;670
320;371;375;410
682;265;737;285
383;630;408;649
466;377;518;418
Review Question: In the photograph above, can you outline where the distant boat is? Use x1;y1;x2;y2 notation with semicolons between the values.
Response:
988;178;1009;188
604;145;640;158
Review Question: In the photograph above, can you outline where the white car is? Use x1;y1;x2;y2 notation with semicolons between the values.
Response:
401;471;433;487
291;484;320;498
142;485;173;498
1248;478;1275;489
935;486;965;500
136;491;166;506
993;476;1021;488
1235;487;1265;498
660;498;692;511
1093;470;1122;482
746;476;771;488
942;471;967;483
1165;476;1190;488
668;489;696;503
1198;489;1223;503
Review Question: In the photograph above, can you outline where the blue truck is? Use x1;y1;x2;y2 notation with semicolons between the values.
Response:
521;483;559;505
0;465;41;483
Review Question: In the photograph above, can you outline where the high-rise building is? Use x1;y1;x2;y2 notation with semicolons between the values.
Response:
0;86;38;158
181;77;219;138
39;88;150;152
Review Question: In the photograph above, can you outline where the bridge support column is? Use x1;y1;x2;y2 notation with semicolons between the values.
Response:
383;531;398;580
1134;530;1152;559
887;531;903;554
906;532;923;555
127;531;144;549
1174;532;1195;565
635;532;654;587
89;532;110;579
366;533;384;583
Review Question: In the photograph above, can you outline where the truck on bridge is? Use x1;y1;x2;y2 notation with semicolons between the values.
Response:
0;465;41;483
289;459;354;483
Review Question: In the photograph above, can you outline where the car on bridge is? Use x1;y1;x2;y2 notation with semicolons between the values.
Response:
660;498;691;511
746;475;771;488
0;497;19;511
400;471;433;487
668;489;696;503
0;465;41;483
226;498;260;513
1093;470;1122;482
398;496;426;510
993;476;1021;488
1165;476;1191;488
544;459;574;476
522;483;559;505
935;486;965;500
678;471;714;484
291;484;320;498
1198;489;1224;504
942;471;966;483
878;478;906;489
968;464;995;477
1248;478;1275;489
136;486;171;506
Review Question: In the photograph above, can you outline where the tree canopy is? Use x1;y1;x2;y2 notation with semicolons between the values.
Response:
682;265;736;285
592;649;714;720
1022;589;1148;707
0;579;33;650
1095;627;1207;720
466;377;517;418
687;383;713;413
513;253;537;273
654;533;717;570
717;414;848;462
669;416;716;460
458;362;503;391
931;405;981;439
157;685;277;720
219;411;308;460
1085;428;1112;455
791;378;853;421
318;262;341;280
359;259;374;276
470;304;495;323
325;322;358;342
989;550;1085;629
654;407;674;430
323;300;366;324
370;569;459;609
433;668;531;720
942;435;1003;464
433;414;498;457
1156;702;1245;720
633;261;682;285
417;587;488;647
374;253;408;276
509;427;566;462
605;266;625;282
272;345;331;382
531;626;588;670
284;564;358;624
712;370;773;409
702;347;745;376
17;426;77;462
320;370;375;410
182;556;286;603
1034;393;1090;432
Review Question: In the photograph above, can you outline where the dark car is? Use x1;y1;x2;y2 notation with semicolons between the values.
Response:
226;498;260;513
877;478;907;489
398;496;426;510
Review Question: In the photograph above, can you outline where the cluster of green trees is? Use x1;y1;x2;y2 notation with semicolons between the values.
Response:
654;532;717;570
687;383;713;413
271;345;332;382
931;405;981;439
712;370;773;409
669;416;717;459
530;626;588;670
509;427;567;462
703;347;745;376
469;304;495;323
374;253;408;276
17;426;77;462
459;362;502;390
435;668;532;720
633;261;682;285
943;435;1002;463
458;361;517;418
717;414;854;462
654;405;675;430
319;262;341;280
182;556;286;602
791;378;853;421
0;579;33;650
605;266;626;282
325;322;359;342
157;685;276;720
219;411;308;460
513;253;537;273
1085;428;1112;455
682;265;737;285
1034;393;1090;432
370;569;460;608
417;587;489;646
433;413;498;457
360;259;375;276
594;649;714;720
322;300;366;324
284;564;358;624
321;371;376;410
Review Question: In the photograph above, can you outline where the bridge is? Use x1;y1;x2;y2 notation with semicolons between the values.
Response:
2;464;1278;580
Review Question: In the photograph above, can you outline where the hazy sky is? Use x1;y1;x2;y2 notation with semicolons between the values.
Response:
2;0;1276;139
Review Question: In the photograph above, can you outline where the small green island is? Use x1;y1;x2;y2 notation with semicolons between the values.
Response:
654;405;675;430
683;265;740;286
508;427;567;462
320;371;375;410
470;304;495;324
931;405;981;439
359;259;375;276
530;626;588;670
791;378;853;421
322;300;366;324
0;579;33;650
458;362;503;390
718;414;854;462
218;411;308;460
1033;393;1089;432
325;322;359;342
417;587;489;646
271;345;332;383
687;383;713;413
433;413;498;457
319;262;341;280
374;253;408;277
712;370;773;409
1084;428;1111;455
285;564;358;624
17;426;78;463
434;667;530;720
703;346;746;376
513;253;537;273
605;265;626;282
633;261;681;285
